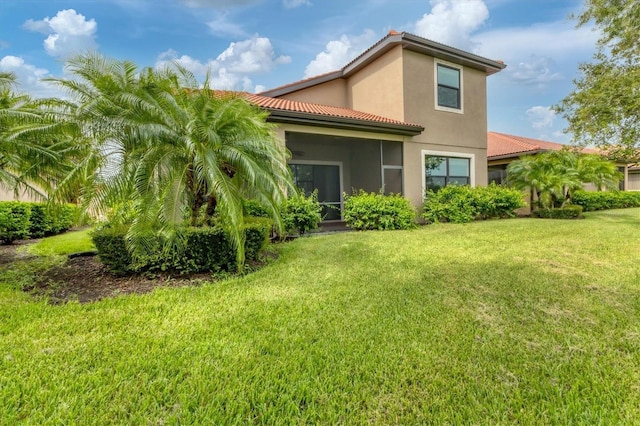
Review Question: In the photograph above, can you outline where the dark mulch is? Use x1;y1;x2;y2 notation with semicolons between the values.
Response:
3;240;274;304
25;255;213;304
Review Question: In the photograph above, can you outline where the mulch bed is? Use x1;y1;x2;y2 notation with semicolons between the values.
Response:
2;240;266;304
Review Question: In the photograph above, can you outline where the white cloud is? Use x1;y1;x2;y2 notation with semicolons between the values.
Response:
253;84;266;93
508;55;563;87
283;0;312;8
206;13;247;38
0;56;62;98
217;37;291;73
23;9;97;58
414;0;489;50
526;106;556;129
156;36;290;91
304;29;376;78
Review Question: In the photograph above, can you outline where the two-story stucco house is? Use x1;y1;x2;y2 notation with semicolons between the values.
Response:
247;30;506;219
1;31;507;215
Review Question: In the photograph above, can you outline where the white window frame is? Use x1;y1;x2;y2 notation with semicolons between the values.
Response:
421;150;475;195
289;160;344;222
434;59;464;114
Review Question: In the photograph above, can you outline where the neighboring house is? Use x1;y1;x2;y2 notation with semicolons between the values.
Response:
487;131;632;191
250;30;505;219
629;164;640;191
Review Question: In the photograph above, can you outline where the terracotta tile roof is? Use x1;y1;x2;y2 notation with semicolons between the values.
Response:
243;92;422;129
487;131;598;159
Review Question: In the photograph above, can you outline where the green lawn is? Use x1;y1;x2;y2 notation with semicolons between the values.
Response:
1;209;639;424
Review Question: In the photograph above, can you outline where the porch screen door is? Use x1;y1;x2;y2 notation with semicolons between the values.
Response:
290;163;341;220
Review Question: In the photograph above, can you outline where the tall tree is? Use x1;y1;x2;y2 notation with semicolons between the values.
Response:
49;53;294;267
555;0;640;160
0;72;72;199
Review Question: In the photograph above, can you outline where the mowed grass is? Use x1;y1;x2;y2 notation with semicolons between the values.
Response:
1;209;639;424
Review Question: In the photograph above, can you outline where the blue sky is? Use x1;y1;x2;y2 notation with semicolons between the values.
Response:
0;0;598;142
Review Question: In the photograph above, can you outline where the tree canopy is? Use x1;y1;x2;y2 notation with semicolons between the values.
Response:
48;53;294;267
0;72;75;199
506;150;621;210
555;0;640;160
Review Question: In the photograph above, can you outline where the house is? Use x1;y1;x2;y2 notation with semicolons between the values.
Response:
2;31;507;217
487;131;633;190
250;31;506;219
629;164;640;191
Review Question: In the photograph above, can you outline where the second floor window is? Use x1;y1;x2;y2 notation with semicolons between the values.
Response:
437;64;461;110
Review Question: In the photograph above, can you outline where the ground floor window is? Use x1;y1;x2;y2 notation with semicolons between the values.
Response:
423;151;473;192
488;165;508;185
290;162;342;221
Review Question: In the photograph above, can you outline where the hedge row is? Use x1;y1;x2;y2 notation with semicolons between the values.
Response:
91;217;273;275
0;202;79;244
423;184;525;224
571;190;640;211
532;205;584;219
343;190;416;231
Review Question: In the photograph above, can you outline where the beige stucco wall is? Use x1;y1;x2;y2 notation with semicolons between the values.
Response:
277;79;349;107
0;186;42;202
347;45;405;122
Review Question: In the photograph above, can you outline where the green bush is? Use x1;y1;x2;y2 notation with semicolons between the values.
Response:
91;218;272;275
423;186;476;224
423;184;525;224
571;190;640;211
243;199;271;218
0;202;32;244
343;190;416;231
29;203;79;237
282;191;323;235
91;224;132;275
532;206;584;219
473;184;526;219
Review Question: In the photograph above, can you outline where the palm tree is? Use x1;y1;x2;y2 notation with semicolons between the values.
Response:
48;53;294;267
0;72;69;199
507;150;621;210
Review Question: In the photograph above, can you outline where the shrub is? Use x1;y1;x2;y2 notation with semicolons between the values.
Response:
571;190;640;211
0;202;32;244
243;199;271;218
343;190;416;231
532;206;584;219
29;203;79;237
282;191;323;235
91;218;272;275
423;184;525;224
91;224;132;275
423;186;476;224
473;184;526;219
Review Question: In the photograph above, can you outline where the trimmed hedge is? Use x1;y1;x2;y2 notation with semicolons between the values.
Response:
343;190;416;231
532;205;584;219
0;201;79;243
91;217;273;275
29;203;78;237
571;190;640;211
0;202;32;244
423;184;525;224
